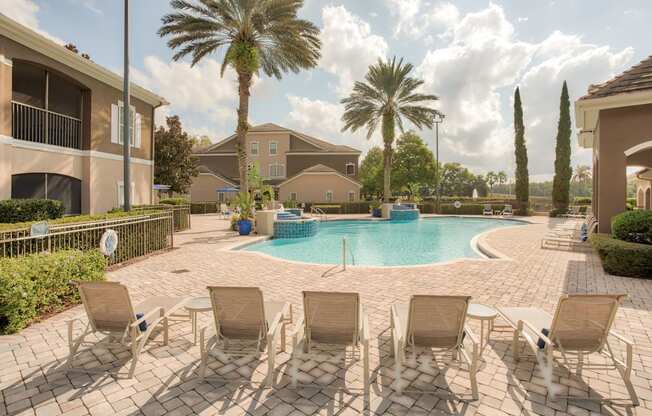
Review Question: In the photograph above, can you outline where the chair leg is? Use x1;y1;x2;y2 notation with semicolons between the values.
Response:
163;316;169;346
280;322;286;353
470;346;479;401
363;341;370;392
513;322;522;362
389;311;395;358
267;337;275;387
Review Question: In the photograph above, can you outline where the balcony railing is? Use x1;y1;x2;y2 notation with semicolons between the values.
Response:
11;101;82;150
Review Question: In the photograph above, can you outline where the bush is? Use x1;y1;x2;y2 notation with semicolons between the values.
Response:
0;199;64;224
549;208;567;217
0;250;107;334
590;234;652;278
612;211;652;244
0;209;164;232
574;197;592;205
191;202;219;214
158;197;189;205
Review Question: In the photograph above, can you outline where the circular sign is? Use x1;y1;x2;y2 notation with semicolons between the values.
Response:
453;201;462;209
99;229;118;256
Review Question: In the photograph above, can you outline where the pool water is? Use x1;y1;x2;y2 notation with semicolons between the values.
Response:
242;217;523;266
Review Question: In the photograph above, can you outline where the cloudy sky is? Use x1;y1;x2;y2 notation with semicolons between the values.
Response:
2;0;650;180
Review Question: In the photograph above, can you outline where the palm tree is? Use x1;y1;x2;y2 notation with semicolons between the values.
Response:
485;171;497;192
497;171;507;187
159;0;321;193
572;165;592;183
341;57;439;202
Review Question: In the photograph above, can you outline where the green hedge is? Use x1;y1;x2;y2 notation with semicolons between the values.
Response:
574;197;592;205
0;209;164;232
0;250;107;334
612;211;652;245
0;199;64;224
590;234;652;278
439;203;505;215
191;202;219;214
159;197;189;205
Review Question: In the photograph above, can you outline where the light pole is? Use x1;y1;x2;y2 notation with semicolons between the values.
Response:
122;0;131;211
433;113;445;213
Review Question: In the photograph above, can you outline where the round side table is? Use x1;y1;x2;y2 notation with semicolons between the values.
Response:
185;297;212;345
467;303;498;357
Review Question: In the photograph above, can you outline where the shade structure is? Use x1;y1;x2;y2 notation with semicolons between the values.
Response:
217;187;239;193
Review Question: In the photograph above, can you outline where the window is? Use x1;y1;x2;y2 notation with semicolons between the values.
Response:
118;104;135;145
348;191;356;202
117;181;136;207
250;141;259;156
269;163;285;178
290;192;297;201
326;190;333;202
12;173;81;215
269;141;278;155
346;163;356;176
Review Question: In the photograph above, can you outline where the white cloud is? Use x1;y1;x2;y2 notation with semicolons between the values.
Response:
386;0;459;39
319;5;388;96
0;0;64;44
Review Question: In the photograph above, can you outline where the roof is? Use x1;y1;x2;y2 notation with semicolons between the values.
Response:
199;123;360;155
580;55;652;100
0;13;168;107
196;165;238;186
278;164;361;188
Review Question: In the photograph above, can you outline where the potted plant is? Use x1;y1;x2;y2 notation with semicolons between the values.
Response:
370;200;382;218
233;192;254;235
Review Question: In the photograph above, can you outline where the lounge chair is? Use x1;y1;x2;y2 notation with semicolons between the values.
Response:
497;294;637;405
483;204;493;216
67;282;189;378
220;203;232;218
502;204;513;216
390;295;479;400
198;286;291;386
291;291;370;391
541;221;597;250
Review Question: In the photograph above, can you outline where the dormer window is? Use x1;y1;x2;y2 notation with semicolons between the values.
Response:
346;162;356;176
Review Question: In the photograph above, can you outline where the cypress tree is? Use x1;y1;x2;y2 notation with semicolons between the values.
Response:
552;81;572;212
513;87;529;212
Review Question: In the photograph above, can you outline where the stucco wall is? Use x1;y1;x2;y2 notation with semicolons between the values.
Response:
0;55;11;136
0;142;11;199
88;157;152;214
190;173;236;202
278;174;360;203
2;36;154;160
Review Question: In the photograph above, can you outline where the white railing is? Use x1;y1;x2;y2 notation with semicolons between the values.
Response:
12;101;82;149
310;206;327;220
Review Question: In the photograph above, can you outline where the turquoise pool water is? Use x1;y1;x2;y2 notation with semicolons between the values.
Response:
242;217;523;266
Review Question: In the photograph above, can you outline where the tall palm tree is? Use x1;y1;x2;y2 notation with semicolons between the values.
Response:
572;165;592;183
341;57;439;202
159;0;321;193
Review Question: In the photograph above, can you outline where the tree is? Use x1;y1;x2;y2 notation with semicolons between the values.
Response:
572;165;592;183
439;163;488;197
154;115;199;194
485;171;497;192
391;132;437;196
191;135;213;151
159;0;321;194
341;57;439;202
359;147;384;199
513;87;529;210
497;171;507;188
552;81;572;211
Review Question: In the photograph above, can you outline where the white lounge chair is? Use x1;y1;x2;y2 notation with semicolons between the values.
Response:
291;291;370;391
497;294;637;405
67;282;188;378
199;286;291;386
483;204;493;216
541;221;597;250
501;204;514;216
390;295;479;400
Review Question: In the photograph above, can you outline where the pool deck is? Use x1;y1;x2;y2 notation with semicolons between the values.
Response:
2;214;652;416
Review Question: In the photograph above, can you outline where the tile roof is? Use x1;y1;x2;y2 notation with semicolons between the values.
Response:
580;55;652;100
279;164;361;186
200;123;360;154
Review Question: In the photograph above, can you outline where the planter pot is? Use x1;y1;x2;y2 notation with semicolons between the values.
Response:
237;219;253;235
371;208;382;218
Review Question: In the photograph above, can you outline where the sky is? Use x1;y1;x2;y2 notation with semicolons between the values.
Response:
2;0;651;181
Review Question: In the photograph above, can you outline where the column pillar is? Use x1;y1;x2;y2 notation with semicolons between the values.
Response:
597;148;626;233
0;53;13;200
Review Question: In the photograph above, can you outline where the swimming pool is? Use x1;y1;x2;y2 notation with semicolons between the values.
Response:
242;217;524;266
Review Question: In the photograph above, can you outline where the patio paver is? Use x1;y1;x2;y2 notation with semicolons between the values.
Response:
1;214;652;415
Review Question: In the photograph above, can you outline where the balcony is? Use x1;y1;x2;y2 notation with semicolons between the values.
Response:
12;101;82;150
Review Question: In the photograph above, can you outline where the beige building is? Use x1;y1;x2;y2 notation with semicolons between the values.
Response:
0;14;167;215
192;123;361;203
636;168;651;210
575;55;652;232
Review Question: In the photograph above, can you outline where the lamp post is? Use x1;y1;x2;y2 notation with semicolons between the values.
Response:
122;0;131;211
433;113;445;213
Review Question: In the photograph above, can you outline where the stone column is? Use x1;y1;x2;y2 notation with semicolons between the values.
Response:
597;147;626;233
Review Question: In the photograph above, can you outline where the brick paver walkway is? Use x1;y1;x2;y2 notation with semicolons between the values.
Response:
2;214;652;416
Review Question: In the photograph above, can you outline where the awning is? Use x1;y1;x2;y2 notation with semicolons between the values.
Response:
217;187;239;193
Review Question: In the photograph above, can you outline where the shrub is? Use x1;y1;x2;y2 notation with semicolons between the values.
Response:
0;199;64;224
191;202;218;214
158;197;189;205
0;209;164;232
574;197;592;205
549;208;567;218
590;234;652;278
612;211;652;244
0;250;107;334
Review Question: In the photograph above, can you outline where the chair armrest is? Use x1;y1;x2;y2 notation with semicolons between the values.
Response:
610;330;633;346
520;319;553;346
290;316;305;350
267;302;290;339
390;305;403;342
130;307;163;329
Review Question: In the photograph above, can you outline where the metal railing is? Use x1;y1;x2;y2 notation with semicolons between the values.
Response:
342;237;355;270
310;206;327;220
12;101;82;149
0;212;174;266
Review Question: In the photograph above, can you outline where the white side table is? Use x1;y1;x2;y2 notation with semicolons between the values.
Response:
185;297;212;345
467;303;498;356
